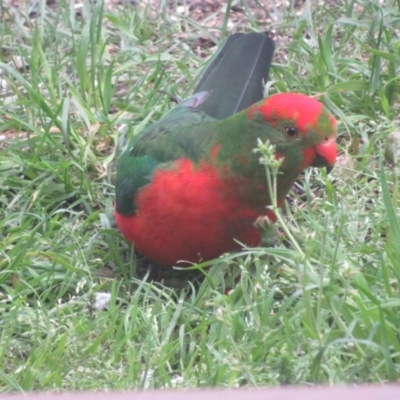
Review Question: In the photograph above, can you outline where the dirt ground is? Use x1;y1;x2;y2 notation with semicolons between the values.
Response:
2;0;308;49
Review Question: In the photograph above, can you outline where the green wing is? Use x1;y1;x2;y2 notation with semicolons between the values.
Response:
115;93;215;215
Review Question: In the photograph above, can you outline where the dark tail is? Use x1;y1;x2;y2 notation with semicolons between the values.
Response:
194;33;275;120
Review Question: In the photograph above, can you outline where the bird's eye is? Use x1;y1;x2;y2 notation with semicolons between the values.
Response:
285;126;299;139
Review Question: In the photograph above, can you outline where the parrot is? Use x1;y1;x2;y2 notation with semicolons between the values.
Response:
114;32;337;267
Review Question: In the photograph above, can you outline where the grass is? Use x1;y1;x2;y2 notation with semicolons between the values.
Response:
1;0;400;391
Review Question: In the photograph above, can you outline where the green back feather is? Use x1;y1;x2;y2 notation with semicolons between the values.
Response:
115;96;216;214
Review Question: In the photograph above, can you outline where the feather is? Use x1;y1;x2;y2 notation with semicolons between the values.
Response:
195;33;275;120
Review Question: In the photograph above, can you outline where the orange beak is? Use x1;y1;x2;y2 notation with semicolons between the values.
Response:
312;137;337;173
